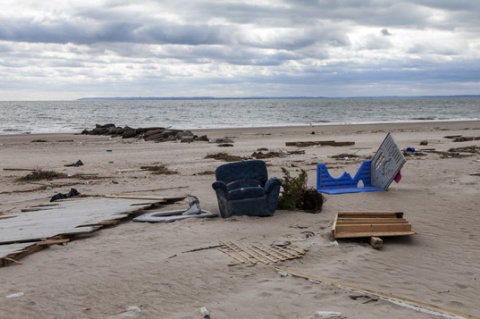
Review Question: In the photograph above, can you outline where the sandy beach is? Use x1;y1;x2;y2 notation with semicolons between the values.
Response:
1;121;479;319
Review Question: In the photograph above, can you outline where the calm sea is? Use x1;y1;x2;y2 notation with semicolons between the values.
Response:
0;97;479;135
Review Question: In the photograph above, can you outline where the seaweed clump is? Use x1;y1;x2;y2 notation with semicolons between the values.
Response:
205;152;245;162
140;165;178;175
17;170;68;182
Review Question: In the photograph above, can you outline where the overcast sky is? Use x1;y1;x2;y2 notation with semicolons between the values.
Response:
1;0;479;100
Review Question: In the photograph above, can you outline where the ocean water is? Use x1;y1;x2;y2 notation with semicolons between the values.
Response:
0;97;479;135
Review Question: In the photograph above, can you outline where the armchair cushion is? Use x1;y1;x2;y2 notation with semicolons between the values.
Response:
228;186;265;201
227;179;262;191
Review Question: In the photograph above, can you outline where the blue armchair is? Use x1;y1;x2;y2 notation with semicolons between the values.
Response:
212;160;282;218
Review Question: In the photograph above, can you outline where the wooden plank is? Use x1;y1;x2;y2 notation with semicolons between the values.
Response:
334;231;416;239
35;238;70;246
285;141;355;147
337;218;408;224
0;215;16;220
337;211;403;218
102;194;186;202
103;195;168;202
286;140;335;147
331;213;339;239
335;223;412;234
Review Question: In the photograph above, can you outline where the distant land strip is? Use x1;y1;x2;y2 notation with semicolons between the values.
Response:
77;95;480;101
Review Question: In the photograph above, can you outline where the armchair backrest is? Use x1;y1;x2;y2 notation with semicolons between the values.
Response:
215;160;268;186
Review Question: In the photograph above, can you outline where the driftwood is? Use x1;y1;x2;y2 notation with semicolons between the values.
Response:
286;141;355;147
182;244;223;254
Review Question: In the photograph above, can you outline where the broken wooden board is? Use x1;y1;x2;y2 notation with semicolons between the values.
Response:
219;241;309;265
286;141;355;147
332;211;416;239
0;197;164;266
102;194;186;203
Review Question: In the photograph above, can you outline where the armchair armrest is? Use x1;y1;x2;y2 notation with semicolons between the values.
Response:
212;181;228;193
265;177;282;194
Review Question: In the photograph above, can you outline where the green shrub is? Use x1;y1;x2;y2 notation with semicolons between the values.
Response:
278;168;307;210
277;167;324;213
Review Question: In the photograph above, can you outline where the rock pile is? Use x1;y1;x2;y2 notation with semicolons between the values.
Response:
81;124;208;143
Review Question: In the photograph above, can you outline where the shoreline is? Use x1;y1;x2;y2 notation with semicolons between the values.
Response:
2;119;479;139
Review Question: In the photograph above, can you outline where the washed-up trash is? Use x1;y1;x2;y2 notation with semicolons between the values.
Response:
133;195;215;222
64;160;84;167
314;311;342;318
50;188;80;202
6;292;24;299
200;307;210;319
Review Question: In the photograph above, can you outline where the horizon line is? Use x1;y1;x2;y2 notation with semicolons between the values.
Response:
76;94;480;101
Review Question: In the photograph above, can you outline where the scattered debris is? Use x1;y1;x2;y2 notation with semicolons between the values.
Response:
133;195;215;223
140;165;178;175
314;311;343;319
200;307;210;319
218;241;308;265
205;152;245;162
6;292;25;299
50;188;81;202
349;293;379;304
65;160;84;167
194;170;215;176
278;268;477;319
332;211;415;239
1;197;180;266
182;244;223;254
330;153;361;159
448;146;480;154
286;141;355;147
17;170;68;182
428;146;479;159
453;136;480;142
251;151;283;159
420;140;428;146
369;236;383;249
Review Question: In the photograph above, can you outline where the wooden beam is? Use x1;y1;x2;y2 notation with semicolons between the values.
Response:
35;238;70;246
337;211;403;218
335;223;412;234
337;218;408;224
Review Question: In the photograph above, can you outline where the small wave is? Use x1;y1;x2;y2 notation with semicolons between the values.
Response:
410;117;436;121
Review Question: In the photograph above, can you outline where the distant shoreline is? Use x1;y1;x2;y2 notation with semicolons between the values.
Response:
76;95;480;101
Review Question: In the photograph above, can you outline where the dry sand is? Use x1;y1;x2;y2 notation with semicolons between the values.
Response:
0;121;479;319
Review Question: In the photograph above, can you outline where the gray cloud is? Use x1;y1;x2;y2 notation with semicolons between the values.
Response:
0;0;479;99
